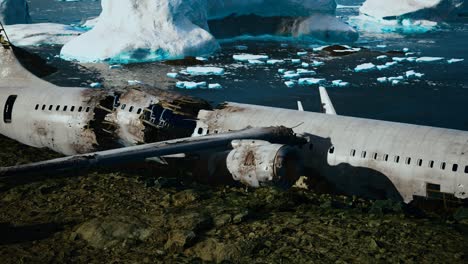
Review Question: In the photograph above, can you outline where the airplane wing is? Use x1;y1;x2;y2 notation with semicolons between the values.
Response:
0;127;303;183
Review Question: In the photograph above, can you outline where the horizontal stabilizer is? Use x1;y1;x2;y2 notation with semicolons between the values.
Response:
319;86;337;115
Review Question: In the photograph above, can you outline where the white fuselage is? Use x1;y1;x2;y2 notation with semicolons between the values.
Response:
1;47;467;203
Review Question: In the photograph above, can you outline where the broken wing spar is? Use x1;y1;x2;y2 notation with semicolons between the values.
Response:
0;127;305;182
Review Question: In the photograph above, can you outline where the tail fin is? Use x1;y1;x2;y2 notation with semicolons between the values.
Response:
0;22;53;87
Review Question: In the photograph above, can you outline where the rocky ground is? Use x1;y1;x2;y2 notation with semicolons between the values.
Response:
0;135;467;263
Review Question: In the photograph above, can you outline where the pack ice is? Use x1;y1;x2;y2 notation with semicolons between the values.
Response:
60;0;358;63
0;0;30;25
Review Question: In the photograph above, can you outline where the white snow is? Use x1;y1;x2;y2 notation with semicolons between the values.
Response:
448;58;464;64
183;66;225;76
166;72;179;79
416;57;444;63
4;23;85;46
208;83;223;89
0;0;30;25
354;63;377;72
298;78;326;85
233;54;269;62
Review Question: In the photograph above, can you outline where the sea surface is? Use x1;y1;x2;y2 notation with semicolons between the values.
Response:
26;0;468;131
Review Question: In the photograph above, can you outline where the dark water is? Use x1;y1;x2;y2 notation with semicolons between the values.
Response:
26;0;468;130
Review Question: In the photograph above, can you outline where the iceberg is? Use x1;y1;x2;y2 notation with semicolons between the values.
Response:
0;0;30;25
60;0;358;63
284;81;296;88
183;66;225;76
4;23;85;46
354;63;377;72
208;83;223;89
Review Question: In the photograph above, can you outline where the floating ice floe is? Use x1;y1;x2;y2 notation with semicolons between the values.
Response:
278;69;287;74
405;70;424;79
447;58;464;64
354;63;376;72
416;57;444;63
280;43;289;48
176;81;207;89
311;60;325;67
296;69;317;76
297;51;308;56
301;62;310;68
391;80;401;85
332;80;350;87
196;57;208;61
233;54;269;62
333;47;361;53
377;77;387;83
312;45;328;51
267;59;285;65
248;59;266;65
376;44;387;48
291;59;301;64
183;66;225;76
284;81;296;88
283;73;301;79
388;76;405;81
376;61;398;70
90;82;102;88
166;72;179;79
376;55;388;60
128;80;143;85
298;78;326;85
208;83;223;89
403;48;409;52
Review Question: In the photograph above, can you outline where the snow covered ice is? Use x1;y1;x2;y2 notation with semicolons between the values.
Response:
267;59;285;65
233;54;269;62
0;0;30;25
298;78;326;85
416;57;444;63
4;23;85;46
208;83;222;89
447;58;465;64
176;81;207;90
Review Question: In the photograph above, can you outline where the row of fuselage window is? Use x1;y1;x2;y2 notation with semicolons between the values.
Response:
331;146;468;174
34;103;144;115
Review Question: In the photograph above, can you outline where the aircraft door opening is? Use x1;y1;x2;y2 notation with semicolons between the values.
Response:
3;95;17;124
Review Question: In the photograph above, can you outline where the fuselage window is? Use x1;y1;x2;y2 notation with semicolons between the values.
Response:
452;164;458;172
329;146;335;154
417;159;423;167
42;105;46;110
86;107;90;112
35;104;39;110
373;153;378;160
56;105;60;111
429;160;434;168
129;106;134;113
63;106;68;111
406;157;411;165
70;106;75;112
78;106;83;112
465;166;468;173
383;154;389;162
3;95;17;124
48;105;53;111
137;108;142;115
441;162;446;170
361;151;367;158
394;156;400;163
197;127;203;135
350;149;356;157
121;104;126;110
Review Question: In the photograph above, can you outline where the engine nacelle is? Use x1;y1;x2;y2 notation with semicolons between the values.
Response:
226;140;303;188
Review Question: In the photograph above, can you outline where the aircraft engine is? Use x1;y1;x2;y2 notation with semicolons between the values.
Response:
226;140;303;188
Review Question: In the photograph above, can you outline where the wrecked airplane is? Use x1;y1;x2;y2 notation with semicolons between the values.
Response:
0;27;467;204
